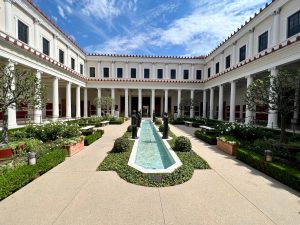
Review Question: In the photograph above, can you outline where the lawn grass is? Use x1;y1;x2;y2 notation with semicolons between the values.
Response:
98;130;210;187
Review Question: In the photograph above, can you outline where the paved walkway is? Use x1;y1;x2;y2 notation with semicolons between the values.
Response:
0;122;299;225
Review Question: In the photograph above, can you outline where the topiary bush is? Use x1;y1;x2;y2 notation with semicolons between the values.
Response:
112;137;130;153
173;136;192;152
155;119;162;126
158;124;169;132
127;125;132;132
84;130;104;146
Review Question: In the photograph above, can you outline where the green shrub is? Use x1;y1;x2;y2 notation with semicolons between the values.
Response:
295;152;300;163
84;130;104;146
194;130;217;145
37;148;67;175
109;117;124;125
24;138;41;153
171;117;185;125
112;137;130;153
158;124;169;132
127;125;132;132
236;148;300;192
155;119;162;126
81;130;93;136
173;136;192;152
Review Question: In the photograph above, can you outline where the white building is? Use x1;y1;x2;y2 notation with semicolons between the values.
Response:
0;0;300;129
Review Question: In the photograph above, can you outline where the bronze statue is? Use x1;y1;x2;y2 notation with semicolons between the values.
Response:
131;110;138;139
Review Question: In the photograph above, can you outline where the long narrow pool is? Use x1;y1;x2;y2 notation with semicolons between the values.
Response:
128;119;182;173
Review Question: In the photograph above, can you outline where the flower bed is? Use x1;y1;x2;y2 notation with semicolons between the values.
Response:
217;136;240;155
64;138;84;156
194;130;217;145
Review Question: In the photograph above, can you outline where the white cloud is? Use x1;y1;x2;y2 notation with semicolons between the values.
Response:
57;5;66;19
51;16;58;22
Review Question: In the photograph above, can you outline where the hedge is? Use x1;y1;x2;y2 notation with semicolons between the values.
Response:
236;148;300;192
194;130;217;145
84;130;104;146
0;148;67;200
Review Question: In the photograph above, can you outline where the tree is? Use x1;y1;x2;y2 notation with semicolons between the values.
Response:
0;63;47;144
93;96;114;115
245;69;300;143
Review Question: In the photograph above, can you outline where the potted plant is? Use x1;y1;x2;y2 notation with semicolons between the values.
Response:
63;136;85;157
216;136;240;155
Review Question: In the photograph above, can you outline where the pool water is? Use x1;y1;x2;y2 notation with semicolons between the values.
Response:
135;120;175;169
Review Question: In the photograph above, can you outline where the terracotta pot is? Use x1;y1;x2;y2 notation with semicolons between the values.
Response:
217;140;239;156
64;139;84;157
0;147;13;159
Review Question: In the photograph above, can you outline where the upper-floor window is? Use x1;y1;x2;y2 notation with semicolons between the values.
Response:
170;69;176;79
42;38;50;56
18;20;28;44
225;55;231;69
89;67;95;77
80;64;83;75
103;67;109;78
144;68;150;79
239;45;246;62
196;70;202;80
157;69;163;79
208;68;211;78
59;49;64;64
71;58;75;70
258;31;268;52
183;70;189;79
117;68;123;78
215;62;220;74
131;68;136;78
288;10;300;38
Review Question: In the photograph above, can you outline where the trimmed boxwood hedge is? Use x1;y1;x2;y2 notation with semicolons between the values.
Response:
194;130;217;145
0;148;67;200
84;130;104;146
236;148;300;192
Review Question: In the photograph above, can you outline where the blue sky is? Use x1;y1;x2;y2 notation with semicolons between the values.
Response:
33;0;270;56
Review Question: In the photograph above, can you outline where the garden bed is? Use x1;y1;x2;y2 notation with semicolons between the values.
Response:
84;130;104;146
194;130;217;145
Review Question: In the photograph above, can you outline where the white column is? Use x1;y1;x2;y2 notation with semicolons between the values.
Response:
66;82;71;119
125;62;129;79
4;0;13;35
83;88;88;117
139;63;142;79
97;88;101;116
152;63;155;79
97;61;101;78
164;89;168;113
202;90;207;118
52;77;59;121
248;28;254;58
218;85;224;121
209;88;214;119
34;18;40;50
6;60;17;128
272;9;280;46
34;70;42;124
53;35;58;60
165;64;169;79
245;75;254;124
232;42;237;66
111;88;115;116
125;88;129;118
178;63;182;79
229;80;236;122
138;88;142;111
267;68;279;128
177;89;181;117
151;89;155;118
76;86;81;118
111;61;115;78
190;89;194;118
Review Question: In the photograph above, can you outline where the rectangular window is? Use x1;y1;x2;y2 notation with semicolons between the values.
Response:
103;67;109;78
71;58;75;70
183;70;189;79
42;38;50;56
208;68;211;78
131;68;136;78
18;20;28;44
80;64;83;75
59;49;64;64
157;69;163;79
215;62;219;74
226;55;231;69
196;70;202;80
89;67;95;77
144;68;150;79
258;31;268;52
239;45;246;62
288;10;300;38
170;69;176;79
117;68;123;78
